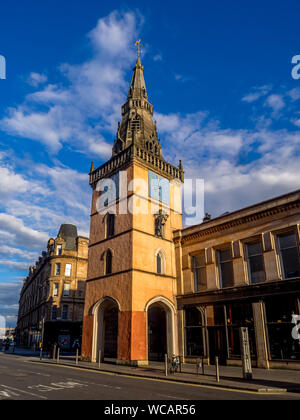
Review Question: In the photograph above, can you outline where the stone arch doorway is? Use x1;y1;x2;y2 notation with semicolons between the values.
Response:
92;297;119;363
146;297;177;362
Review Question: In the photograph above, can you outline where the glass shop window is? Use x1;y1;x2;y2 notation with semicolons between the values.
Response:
185;307;205;357
265;296;300;360
226;303;256;358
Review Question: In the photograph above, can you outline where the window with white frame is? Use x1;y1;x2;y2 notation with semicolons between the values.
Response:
53;283;59;297
56;244;62;256
63;283;71;297
55;263;61;276
277;232;300;279
65;263;72;277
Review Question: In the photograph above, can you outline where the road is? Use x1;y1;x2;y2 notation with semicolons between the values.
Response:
0;352;299;401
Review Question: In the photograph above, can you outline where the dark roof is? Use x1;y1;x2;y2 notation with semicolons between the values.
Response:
58;224;78;251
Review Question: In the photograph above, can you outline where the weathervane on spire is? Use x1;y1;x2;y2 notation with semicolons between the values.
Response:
135;39;142;58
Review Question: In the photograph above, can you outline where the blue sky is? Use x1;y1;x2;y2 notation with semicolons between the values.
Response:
0;0;300;325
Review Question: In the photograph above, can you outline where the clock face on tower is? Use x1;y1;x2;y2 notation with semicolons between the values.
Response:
148;170;170;205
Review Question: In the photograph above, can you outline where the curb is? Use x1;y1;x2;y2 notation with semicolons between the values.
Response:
29;359;288;394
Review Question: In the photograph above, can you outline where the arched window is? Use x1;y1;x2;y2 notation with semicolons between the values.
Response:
157;253;162;274
105;249;113;275
155;249;166;275
105;213;115;239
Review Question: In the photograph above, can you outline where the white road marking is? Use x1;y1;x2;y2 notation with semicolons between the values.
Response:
0;389;20;399
156;393;190;400
28;381;89;393
17;369;51;377
66;378;122;390
0;384;48;400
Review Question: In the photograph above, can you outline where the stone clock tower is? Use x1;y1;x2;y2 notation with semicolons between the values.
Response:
82;55;184;365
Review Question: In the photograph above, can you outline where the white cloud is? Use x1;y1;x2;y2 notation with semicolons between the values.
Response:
0;10;142;158
264;94;285;114
241;85;272;103
153;54;163;62
156;108;300;221
88;11;140;58
0;214;49;249
1;107;67;152
288;87;300;101
27;84;70;104
0;245;37;260
0;282;23;325
0;260;29;270
27;72;48;87
293;119;300;127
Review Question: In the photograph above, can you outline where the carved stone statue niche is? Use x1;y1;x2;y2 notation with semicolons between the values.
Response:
154;210;169;238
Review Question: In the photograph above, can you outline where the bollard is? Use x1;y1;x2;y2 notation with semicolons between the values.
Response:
76;349;79;365
98;350;101;369
57;348;60;364
215;356;220;382
53;344;57;361
179;356;182;373
40;348;43;361
196;359;199;375
165;354;168;377
202;356;205;375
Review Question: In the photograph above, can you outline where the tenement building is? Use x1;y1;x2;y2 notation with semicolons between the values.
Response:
82;54;300;369
17;224;88;350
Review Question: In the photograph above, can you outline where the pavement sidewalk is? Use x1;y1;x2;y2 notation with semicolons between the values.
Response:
20;352;300;394
3;347;300;394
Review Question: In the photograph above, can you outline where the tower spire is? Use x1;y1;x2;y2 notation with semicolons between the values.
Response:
112;48;161;158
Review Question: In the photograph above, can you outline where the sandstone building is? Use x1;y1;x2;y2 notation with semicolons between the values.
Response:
82;55;300;369
17;224;88;350
174;190;300;370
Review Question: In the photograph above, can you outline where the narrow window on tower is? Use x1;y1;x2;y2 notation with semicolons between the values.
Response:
157;253;162;274
105;249;113;275
105;213;115;238
155;249;165;275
